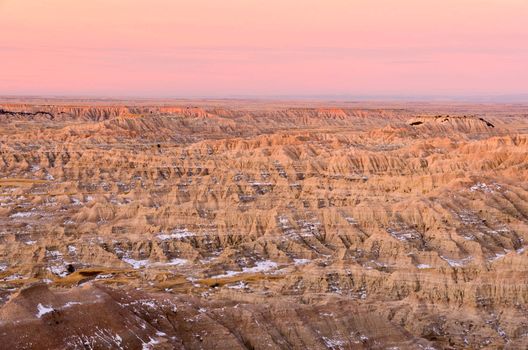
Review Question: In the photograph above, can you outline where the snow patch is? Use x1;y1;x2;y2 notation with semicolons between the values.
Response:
322;336;345;349
165;258;188;266
1;274;23;281
47;265;68;277
470;182;500;193
142;338;160;350
489;252;507;262
227;281;248;289
36;304;54;318
293;258;311;265
212;260;278;278
46;250;62;258
441;256;472;267
123;258;149;269
157;228;195;241
63;302;82;308
10;212;34;218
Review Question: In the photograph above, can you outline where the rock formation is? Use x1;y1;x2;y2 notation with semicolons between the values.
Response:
0;101;527;349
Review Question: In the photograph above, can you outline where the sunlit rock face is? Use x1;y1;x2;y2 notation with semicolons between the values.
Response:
0;101;528;349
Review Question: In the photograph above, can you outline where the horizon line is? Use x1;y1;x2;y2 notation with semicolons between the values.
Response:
1;93;528;104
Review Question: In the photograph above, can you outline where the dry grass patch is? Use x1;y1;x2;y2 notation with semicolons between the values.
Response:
52;268;127;287
198;273;283;288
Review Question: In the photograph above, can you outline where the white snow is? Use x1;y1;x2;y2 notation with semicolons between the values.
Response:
142;338;160;350
156;228;195;241
227;281;248;289
387;227;420;241
47;265;68;277
10;212;34;218
63;302;82;308
322;336;345;349
212;270;239;278
358;288;367;299
123;258;149;269
2;274;23;281
112;334;123;347
299;220;322;237
417;264;431;269
469;182;500;193
244;260;278;273
165;258;188;266
123;258;189;269
293;258;311;265
440;256;472;267
46;250;62;258
489;252;507;261
249;182;274;186
140;300;157;308
36;304;54;318
212;260;278;278
345;217;358;225
278;216;289;225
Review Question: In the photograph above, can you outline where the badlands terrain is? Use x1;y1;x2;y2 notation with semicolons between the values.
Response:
0;100;527;349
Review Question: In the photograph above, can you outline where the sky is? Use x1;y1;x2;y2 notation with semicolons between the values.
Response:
1;0;527;98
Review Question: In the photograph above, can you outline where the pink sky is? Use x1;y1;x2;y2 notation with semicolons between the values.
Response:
1;0;527;98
